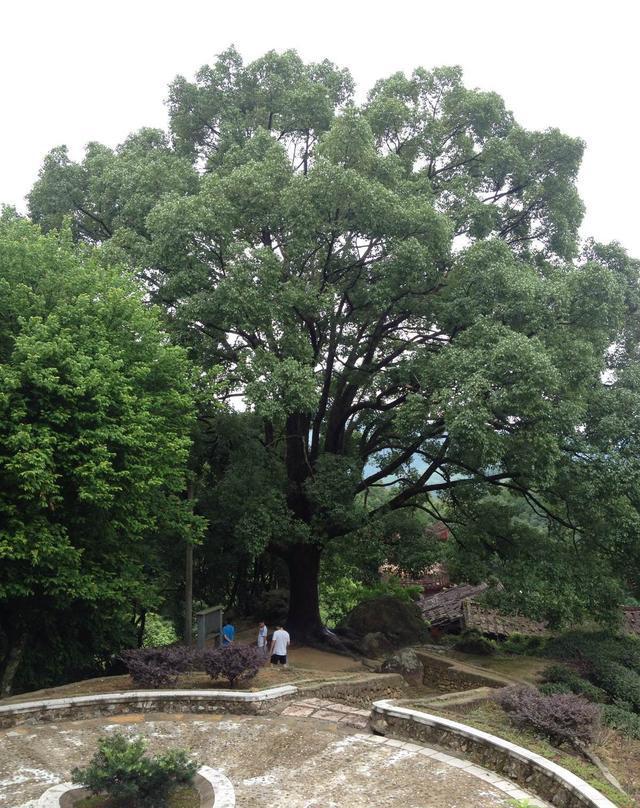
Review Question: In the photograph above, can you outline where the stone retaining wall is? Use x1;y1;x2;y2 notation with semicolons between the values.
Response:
407;686;497;715
0;686;297;729
416;651;509;693
296;673;406;708
371;700;616;808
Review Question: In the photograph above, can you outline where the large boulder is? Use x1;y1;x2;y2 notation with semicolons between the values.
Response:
336;595;429;656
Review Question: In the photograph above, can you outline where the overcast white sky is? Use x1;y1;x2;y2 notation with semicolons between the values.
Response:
2;0;639;255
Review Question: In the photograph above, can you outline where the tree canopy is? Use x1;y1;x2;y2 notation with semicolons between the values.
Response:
27;47;640;639
0;216;198;693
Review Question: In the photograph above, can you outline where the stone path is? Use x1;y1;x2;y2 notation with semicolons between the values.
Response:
1;710;547;808
280;698;546;806
280;696;370;728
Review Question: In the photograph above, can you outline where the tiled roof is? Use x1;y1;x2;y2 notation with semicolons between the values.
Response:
418;583;489;626
462;600;548;638
623;606;640;636
424;520;450;541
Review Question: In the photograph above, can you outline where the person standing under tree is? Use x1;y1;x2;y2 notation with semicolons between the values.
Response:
257;621;268;659
221;620;235;647
270;625;290;668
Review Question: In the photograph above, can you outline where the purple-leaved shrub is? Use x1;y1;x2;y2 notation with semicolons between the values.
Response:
120;646;200;688
495;685;600;746
202;645;263;687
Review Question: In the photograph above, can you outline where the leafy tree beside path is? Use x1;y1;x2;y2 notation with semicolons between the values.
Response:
28;49;640;641
0;217;199;694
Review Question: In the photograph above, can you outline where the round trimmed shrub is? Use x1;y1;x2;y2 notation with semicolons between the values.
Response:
119;646;198;688
202;645;263;687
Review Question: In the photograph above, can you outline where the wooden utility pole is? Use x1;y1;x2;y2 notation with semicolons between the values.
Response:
184;480;194;645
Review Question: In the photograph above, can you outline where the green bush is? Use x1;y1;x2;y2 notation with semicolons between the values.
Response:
541;664;607;703
591;661;640;711
71;732;198;805
544;631;640;674
454;630;496;656
543;630;640;716
501;633;547;656
320;577;366;627
602;704;640;739
539;682;573;696
359;577;422;604
142;613;178;647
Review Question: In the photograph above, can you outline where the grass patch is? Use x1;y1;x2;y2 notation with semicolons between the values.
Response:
442;650;549;684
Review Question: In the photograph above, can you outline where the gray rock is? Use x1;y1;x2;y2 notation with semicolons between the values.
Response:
380;648;424;685
370;715;388;735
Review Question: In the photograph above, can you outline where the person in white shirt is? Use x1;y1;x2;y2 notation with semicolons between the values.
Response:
269;625;290;667
257;621;269;658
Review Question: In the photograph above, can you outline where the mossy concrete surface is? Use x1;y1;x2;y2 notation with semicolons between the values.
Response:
6;712;520;808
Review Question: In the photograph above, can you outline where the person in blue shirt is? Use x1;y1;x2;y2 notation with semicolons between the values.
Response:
221;621;235;646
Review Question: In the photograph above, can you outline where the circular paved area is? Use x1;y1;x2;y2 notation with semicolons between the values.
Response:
4;713;519;807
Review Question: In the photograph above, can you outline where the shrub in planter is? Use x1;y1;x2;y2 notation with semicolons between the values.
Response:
454;629;496;656
120;645;199;688
71;732;198;806
495;685;600;746
203;645;263;687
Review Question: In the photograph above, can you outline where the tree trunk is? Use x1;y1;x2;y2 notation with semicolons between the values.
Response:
184;480;194;645
184;540;193;645
285;543;324;641
0;631;27;698
136;609;146;648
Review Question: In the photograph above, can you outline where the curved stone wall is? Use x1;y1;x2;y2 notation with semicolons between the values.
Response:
0;686;297;730
0;673;405;730
1;682;618;808
35;766;234;807
371;699;617;808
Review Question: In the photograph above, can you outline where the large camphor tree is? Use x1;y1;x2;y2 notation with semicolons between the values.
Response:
28;48;640;640
0;216;197;693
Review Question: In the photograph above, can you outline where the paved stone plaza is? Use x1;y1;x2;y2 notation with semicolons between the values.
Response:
1;709;539;807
